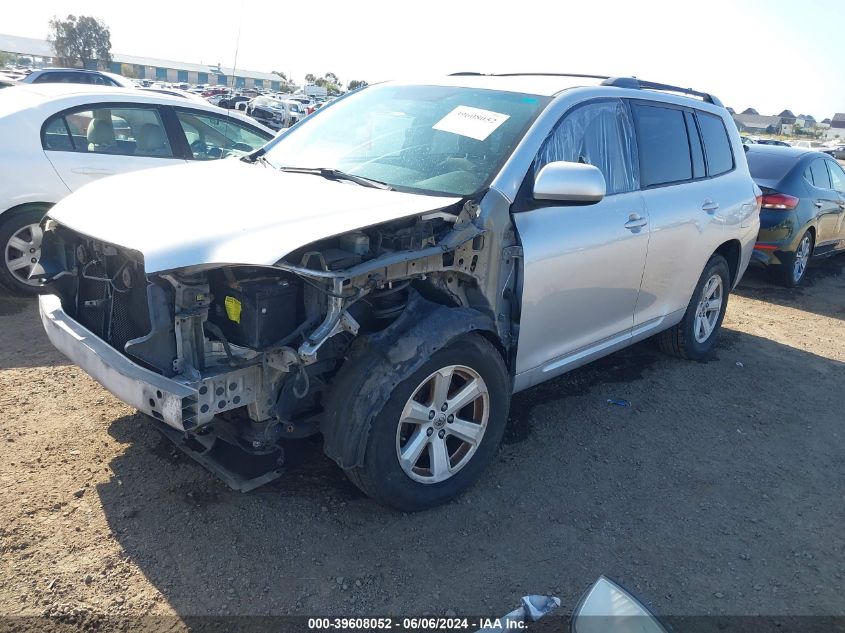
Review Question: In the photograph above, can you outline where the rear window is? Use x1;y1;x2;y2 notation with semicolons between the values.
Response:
697;112;734;176
632;104;692;187
745;150;798;182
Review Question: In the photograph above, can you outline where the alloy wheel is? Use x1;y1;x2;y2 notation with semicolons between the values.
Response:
693;274;723;343
793;234;811;283
4;222;44;287
395;364;489;484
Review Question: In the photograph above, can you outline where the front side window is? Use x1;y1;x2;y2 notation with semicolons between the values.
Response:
46;105;173;158
263;84;549;196
697;112;734;176
632;104;692;187
175;110;271;159
534;99;639;195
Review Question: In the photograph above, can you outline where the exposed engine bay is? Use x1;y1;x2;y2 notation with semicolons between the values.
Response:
38;199;520;489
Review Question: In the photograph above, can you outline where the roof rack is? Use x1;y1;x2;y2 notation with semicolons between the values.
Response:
446;73;724;107
601;77;724;107
449;72;610;80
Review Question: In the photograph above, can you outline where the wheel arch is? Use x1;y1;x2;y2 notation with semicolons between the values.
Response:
1;201;54;220
321;289;503;470
714;238;742;287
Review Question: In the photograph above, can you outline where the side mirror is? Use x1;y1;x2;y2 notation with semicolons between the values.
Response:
533;161;606;203
571;576;669;633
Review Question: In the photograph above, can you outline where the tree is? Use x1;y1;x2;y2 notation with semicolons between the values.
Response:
48;15;112;69
0;51;15;67
347;79;368;91
325;72;339;85
272;70;287;81
305;73;316;83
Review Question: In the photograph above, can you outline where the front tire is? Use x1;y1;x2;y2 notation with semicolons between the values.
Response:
658;254;730;360
345;334;510;512
0;207;49;296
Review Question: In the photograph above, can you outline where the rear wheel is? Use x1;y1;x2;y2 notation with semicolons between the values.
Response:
345;334;510;511
0;207;49;296
770;230;813;288
658;254;730;360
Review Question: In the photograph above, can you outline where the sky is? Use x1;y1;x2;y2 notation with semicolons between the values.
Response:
4;0;844;118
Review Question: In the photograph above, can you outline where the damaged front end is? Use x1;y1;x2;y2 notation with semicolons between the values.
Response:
38;199;516;490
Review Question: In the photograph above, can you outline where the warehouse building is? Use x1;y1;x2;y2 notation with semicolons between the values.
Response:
0;33;283;90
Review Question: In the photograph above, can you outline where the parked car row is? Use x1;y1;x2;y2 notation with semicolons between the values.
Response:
0;83;275;293
3;72;843;510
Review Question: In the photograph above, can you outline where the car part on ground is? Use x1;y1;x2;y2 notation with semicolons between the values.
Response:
37;73;759;509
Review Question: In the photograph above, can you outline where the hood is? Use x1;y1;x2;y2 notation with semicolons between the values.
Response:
48;159;461;273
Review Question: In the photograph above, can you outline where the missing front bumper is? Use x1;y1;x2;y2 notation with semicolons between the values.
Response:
39;294;263;432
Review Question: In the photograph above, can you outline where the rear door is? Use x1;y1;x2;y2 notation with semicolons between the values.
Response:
42;102;186;192
824;160;845;246
513;99;649;376
633;103;734;327
806;158;842;246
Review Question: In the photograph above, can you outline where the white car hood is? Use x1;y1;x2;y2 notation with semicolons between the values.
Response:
48;159;461;273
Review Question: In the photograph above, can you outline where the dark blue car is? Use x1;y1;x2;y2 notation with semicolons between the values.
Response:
746;145;845;286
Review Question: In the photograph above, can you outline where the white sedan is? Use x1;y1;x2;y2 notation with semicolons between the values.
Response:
0;83;275;294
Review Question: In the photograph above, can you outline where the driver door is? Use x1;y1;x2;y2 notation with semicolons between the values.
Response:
513;99;649;382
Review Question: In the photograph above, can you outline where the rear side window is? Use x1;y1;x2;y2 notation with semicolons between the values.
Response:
809;159;832;189
42;117;74;150
42;105;173;158
632;104;691;187
697;112;734;176
828;161;845;192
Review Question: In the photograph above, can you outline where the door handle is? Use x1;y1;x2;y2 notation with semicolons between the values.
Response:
702;199;720;214
813;201;823;209
624;213;648;230
70;167;115;176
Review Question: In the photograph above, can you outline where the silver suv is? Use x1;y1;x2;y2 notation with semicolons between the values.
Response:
37;73;760;510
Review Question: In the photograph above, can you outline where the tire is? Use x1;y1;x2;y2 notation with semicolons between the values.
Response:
344;333;510;512
658;254;730;360
0;206;49;296
769;230;813;288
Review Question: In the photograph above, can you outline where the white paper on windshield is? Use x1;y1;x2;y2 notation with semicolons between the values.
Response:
432;106;510;141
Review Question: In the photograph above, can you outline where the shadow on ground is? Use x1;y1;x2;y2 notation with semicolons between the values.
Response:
96;329;844;618
734;253;845;321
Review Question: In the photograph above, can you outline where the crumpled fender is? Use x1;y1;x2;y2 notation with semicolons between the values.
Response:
321;290;499;469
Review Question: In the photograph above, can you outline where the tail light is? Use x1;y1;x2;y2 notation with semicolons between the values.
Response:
760;192;799;210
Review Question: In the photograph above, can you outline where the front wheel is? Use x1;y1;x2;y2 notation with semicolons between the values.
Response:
0;207;49;296
345;334;510;511
658;254;730;360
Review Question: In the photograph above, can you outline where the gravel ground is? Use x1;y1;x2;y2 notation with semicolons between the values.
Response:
0;255;843;631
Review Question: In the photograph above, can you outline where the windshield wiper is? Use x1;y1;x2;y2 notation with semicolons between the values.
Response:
277;166;393;190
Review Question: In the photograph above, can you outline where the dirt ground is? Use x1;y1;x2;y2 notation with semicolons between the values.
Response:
1;255;843;631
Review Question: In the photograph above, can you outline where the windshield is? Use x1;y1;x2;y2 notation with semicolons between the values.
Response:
254;97;278;108
263;84;549;196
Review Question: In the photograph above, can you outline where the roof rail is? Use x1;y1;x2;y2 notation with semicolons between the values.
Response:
601;77;724;107
448;72;610;80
